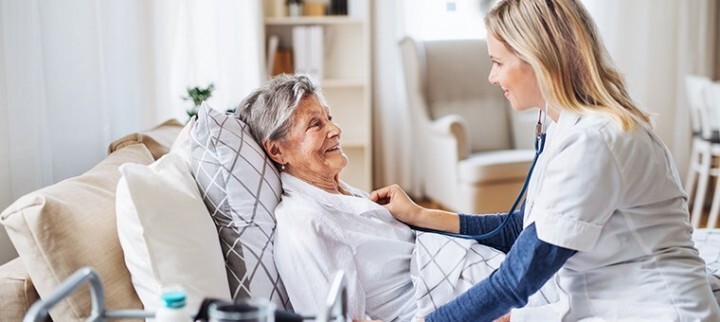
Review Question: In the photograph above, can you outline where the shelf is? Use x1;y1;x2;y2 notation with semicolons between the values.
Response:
263;0;372;190
265;16;364;26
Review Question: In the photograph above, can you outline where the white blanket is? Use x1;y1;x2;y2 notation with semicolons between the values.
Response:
693;228;720;303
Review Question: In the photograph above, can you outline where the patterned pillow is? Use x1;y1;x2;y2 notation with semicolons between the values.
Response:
190;102;290;309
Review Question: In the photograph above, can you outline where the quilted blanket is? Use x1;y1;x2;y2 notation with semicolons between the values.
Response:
410;228;720;320
410;232;559;319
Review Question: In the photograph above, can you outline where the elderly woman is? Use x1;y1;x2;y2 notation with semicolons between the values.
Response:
236;74;530;321
236;74;417;321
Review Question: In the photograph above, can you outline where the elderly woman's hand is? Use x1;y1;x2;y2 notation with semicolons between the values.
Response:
370;184;424;225
371;185;460;233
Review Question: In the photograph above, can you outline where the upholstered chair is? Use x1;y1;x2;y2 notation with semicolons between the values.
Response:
399;37;535;214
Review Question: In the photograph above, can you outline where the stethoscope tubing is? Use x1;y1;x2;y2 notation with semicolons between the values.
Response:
409;108;548;240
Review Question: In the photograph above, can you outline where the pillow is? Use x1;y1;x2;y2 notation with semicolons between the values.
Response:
170;116;196;168
109;119;184;160
190;102;290;309
116;152;231;313
0;143;153;321
0;258;40;321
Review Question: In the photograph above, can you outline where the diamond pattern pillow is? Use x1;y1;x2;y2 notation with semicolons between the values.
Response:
190;102;290;310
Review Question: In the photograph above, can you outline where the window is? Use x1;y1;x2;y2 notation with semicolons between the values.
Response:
403;0;493;40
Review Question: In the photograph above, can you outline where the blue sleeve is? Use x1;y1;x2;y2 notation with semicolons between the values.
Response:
426;223;576;322
458;202;525;253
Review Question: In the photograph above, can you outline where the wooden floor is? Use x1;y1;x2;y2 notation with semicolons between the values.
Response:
696;207;716;228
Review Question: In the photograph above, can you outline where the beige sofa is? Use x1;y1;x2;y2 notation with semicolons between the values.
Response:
0;120;184;321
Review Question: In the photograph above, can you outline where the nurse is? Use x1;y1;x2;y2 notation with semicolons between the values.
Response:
371;0;720;321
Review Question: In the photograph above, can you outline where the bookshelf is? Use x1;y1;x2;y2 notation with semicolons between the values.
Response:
262;0;373;191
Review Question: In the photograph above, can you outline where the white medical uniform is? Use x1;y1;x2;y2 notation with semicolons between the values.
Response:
273;173;417;321
516;111;720;321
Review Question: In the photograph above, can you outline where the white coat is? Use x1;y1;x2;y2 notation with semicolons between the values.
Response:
514;111;720;321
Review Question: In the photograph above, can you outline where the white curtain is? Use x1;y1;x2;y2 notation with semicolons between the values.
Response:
671;0;718;179
0;0;262;264
372;0;422;195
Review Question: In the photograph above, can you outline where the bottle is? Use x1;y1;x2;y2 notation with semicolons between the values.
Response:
155;290;192;322
287;0;303;17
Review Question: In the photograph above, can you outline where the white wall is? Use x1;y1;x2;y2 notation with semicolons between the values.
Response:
586;0;680;154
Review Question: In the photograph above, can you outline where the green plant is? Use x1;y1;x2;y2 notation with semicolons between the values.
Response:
182;83;215;119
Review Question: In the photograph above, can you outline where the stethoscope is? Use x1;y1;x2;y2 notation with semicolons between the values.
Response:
409;104;549;240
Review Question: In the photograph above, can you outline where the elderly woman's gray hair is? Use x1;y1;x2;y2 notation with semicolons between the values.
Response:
236;74;329;144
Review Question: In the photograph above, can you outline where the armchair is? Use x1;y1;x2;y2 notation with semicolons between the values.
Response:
399;37;535;214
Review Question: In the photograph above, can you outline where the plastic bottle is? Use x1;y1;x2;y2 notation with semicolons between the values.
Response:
155;290;192;322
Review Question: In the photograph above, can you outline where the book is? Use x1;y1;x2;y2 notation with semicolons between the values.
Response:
292;26;324;84
308;25;324;85
292;26;307;75
330;0;347;15
272;50;294;76
266;35;280;78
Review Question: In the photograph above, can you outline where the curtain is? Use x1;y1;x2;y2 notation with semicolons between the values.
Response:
0;0;262;264
583;0;718;179
671;0;718;179
372;0;422;196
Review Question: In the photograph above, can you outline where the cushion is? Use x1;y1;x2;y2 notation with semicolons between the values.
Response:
190;102;290;309
116;152;231;313
0;258;39;321
458;149;535;184
109;119;184;160
0;143;153;321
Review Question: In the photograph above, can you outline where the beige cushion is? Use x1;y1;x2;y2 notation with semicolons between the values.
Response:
458;149;535;184
0;144;154;321
0;258;39;322
108;119;184;160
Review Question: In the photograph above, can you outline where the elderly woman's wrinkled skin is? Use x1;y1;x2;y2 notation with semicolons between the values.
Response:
263;95;349;194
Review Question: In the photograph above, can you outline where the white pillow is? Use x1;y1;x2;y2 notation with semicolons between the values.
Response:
116;152;231;313
170;117;196;166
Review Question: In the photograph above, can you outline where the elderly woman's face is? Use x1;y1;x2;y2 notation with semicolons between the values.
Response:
273;95;348;179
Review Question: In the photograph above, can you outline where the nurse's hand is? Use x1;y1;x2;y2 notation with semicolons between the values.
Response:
371;185;460;233
370;184;423;225
494;313;511;322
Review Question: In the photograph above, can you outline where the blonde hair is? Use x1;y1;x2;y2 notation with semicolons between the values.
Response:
485;0;650;131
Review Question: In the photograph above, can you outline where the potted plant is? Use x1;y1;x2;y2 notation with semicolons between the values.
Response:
182;83;215;121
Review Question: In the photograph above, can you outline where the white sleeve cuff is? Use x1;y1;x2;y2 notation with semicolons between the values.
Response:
534;207;603;252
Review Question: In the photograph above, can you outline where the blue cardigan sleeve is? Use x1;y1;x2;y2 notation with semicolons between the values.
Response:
426;223;576;322
458;202;525;253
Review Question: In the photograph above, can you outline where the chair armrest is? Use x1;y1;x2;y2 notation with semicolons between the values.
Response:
429;114;470;160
